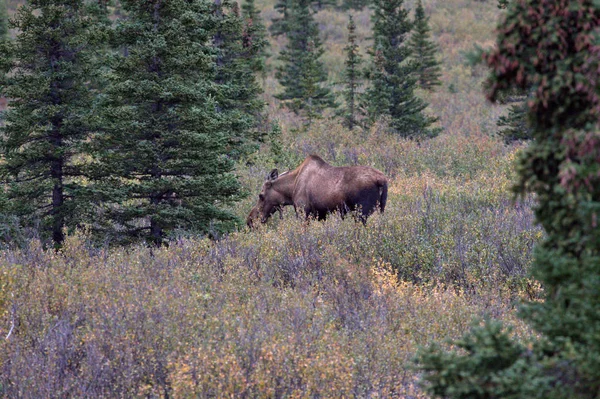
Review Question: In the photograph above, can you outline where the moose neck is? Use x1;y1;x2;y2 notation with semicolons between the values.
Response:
272;171;295;205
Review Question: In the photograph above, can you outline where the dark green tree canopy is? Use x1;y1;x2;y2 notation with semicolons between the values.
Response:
270;0;336;36
496;100;532;143
241;0;269;76
89;0;252;246
338;14;363;129
419;1;600;398
364;0;439;139
212;0;265;146
0;0;106;248
275;0;337;124
0;0;8;39
408;0;441;91
341;0;371;11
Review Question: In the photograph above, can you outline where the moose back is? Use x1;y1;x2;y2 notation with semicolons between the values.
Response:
247;155;388;227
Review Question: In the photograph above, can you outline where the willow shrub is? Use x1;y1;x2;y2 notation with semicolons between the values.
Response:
0;222;534;398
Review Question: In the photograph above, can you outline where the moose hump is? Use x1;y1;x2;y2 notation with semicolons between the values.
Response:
247;155;388;227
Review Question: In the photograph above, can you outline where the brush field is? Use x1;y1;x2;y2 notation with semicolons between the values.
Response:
0;0;542;397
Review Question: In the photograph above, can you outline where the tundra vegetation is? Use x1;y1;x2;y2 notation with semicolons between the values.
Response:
0;0;580;397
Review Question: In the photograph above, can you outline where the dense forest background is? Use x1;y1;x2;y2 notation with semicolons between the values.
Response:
1;0;598;398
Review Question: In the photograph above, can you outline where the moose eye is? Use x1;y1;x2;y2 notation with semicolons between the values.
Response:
259;194;265;201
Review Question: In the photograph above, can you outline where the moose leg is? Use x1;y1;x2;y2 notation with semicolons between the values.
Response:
339;202;351;220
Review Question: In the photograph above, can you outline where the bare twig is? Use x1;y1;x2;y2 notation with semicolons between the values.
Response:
5;295;15;341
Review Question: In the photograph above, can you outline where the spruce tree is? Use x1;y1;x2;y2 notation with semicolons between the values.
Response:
241;0;269;77
496;101;532;143
269;0;291;37
270;0;335;36
0;0;8;40
418;1;600;398
339;14;362;129
212;0;265;147
493;86;532;143
341;0;370;11
408;0;441;91
90;0;250;246
311;0;336;11
275;0;336;124
0;0;106;248
364;0;439;139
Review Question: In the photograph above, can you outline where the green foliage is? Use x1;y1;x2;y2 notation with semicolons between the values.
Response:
496;101;532;143
0;0;107;248
419;319;551;399
340;0;370;11
269;0;291;36
270;0;336;37
490;1;600;394
338;14;362;129
364;0;440;139
88;0;250;246
241;0;269;77
419;1;600;398
408;0;442;91
0;0;7;39
0;0;570;395
275;0;337;124
212;0;265;146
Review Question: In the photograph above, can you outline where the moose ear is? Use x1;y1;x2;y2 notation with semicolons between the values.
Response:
267;168;279;181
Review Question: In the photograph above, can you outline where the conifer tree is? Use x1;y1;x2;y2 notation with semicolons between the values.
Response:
0;0;8;40
418;1;600;397
496;101;532;143
241;0;269;76
364;0;439;139
341;0;370;11
408;0;441;91
90;0;250;246
339;14;362;129
492;86;532;143
212;0;265;146
311;0;336;11
269;0;291;37
0;0;106;248
275;0;336;124
270;0;335;36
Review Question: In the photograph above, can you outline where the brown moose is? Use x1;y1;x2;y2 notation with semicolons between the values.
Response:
247;155;388;227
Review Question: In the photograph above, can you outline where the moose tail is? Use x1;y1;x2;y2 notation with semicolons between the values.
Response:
378;180;388;213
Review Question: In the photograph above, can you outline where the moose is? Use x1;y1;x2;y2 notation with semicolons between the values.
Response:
247;155;388;227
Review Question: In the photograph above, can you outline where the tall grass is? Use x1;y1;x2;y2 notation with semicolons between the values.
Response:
0;231;534;398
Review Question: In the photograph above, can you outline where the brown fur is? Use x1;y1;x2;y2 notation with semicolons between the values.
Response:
247;155;388;227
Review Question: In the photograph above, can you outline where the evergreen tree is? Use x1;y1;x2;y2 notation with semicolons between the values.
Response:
339;14;362;129
496;100;532;143
311;0;336;11
90;0;250;246
275;0;336;124
212;0;265;147
408;0;441;91
241;0;269;76
341;0;370;11
270;0;335;36
0;0;8;40
364;0;439;139
0;0;106;248
418;1;600;398
269;0;291;37
493;86;533;143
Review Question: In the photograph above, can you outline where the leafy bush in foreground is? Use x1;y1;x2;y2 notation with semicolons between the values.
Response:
0;227;533;398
